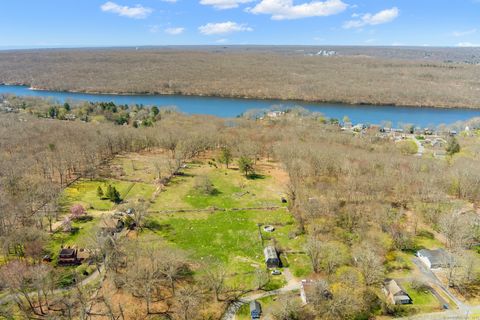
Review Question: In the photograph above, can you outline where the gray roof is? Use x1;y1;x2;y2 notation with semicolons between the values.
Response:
250;300;261;312
263;246;278;261
418;249;448;266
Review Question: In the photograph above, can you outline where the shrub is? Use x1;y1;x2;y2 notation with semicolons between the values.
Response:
193;175;216;195
70;204;87;219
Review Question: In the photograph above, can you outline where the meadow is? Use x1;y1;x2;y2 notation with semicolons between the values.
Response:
45;149;309;293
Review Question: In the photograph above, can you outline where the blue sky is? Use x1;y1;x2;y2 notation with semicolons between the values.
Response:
1;0;480;48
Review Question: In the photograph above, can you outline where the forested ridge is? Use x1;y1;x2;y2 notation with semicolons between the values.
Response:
1;49;480;108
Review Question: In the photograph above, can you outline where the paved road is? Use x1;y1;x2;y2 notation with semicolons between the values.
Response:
412;257;464;310
398;258;480;320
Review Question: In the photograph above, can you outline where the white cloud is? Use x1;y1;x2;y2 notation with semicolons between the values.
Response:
200;0;254;10
248;0;348;20
457;42;480;47
199;21;253;35
344;7;399;29
165;27;185;35
451;29;477;37
101;1;153;19
216;38;229;43
161;0;178;2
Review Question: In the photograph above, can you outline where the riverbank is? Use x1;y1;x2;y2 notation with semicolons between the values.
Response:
0;83;467;110
2;84;480;126
1;49;480;109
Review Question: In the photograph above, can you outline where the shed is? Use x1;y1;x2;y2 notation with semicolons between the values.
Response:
417;249;449;269
58;248;78;266
383;279;412;305
263;246;280;268
249;300;262;319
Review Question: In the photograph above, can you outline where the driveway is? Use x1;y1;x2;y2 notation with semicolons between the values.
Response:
412;257;465;310
221;268;301;320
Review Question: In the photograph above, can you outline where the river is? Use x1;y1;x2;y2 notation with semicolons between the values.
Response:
1;85;479;127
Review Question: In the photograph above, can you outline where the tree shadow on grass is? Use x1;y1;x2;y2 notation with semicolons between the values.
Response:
144;220;173;233
247;173;266;180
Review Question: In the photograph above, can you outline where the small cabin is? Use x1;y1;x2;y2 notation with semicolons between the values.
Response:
263;246;280;268
250;300;262;319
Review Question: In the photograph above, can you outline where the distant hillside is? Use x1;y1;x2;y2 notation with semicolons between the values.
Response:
1;47;480;108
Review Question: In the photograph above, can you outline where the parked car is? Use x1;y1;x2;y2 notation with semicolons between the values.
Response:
271;269;282;275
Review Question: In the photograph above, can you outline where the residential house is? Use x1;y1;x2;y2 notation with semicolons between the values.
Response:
417;249;449;269
383;279;412;305
263;246;280;268
266;111;285;118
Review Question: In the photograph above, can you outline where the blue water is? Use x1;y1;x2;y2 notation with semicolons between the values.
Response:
1;84;479;127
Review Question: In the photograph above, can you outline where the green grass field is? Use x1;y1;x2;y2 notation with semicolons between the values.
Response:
46;217;100;259
59;178;156;212
402;282;441;313
109;151;169;184
149;161;285;211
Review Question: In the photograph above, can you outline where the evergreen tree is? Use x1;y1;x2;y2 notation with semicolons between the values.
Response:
446;136;461;156
219;147;232;169
105;185;113;200
151;106;160;116
96;186;104;198
111;187;122;204
238;156;254;178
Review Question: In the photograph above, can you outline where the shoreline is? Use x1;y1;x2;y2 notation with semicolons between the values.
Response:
0;82;478;111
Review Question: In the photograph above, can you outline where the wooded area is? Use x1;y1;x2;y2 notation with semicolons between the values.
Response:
1;98;480;319
1;48;480;108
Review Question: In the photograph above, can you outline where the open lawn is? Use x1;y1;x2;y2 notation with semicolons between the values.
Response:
146;208;308;290
46;217;100;260
149;160;286;211
148;209;290;265
402;281;441;313
59;178;156;212
109;149;170;184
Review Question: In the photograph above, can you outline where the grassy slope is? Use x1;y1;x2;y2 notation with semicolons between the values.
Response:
150;162;285;211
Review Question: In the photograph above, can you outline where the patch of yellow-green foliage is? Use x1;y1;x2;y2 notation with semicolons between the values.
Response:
59;178;155;212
